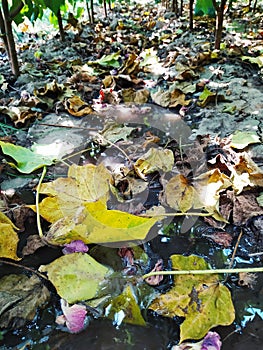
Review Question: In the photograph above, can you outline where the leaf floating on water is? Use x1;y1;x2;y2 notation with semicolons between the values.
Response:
39;253;111;304
149;255;235;343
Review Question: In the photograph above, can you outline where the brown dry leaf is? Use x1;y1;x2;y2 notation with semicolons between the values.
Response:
64;95;93;116
0;106;42;126
118;53;140;75
232;191;263;225
232;153;263;194
165;174;198;212
34;80;64;99
203;231;233;247
145;259;164;286
22;234;46;256
122;88;149;103
103;75;116;89
150;89;170;107
169;89;191;108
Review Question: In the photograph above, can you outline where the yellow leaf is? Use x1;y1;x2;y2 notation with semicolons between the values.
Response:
134;148;174;179
165;174;198;212
149;255;235;343
39;253;111;303
0;212;20;260
46;200;159;245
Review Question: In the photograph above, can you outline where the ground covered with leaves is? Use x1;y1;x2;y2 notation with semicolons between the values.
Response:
0;1;263;349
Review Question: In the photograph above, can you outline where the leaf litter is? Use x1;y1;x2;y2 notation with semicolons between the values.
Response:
0;1;263;348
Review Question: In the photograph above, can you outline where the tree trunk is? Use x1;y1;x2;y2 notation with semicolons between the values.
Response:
103;0;107;18
180;0;183;16
212;0;227;50
57;9;65;42
90;0;95;24
1;0;20;77
0;8;9;54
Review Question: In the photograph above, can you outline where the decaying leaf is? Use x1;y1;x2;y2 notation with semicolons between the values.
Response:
198;86;225;107
105;284;146;326
39;253;111;304
149;255;235;343
0;141;55;173
122;88;149;103
0;274;50;329
0;211;20;260
95;121;135;146
172;331;222;350
56;299;87;333
64;95;93;116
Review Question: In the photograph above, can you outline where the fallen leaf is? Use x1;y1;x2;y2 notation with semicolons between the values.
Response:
165;174;198;212
134;148;174;179
0;211;20;260
172;331;222;350
198;86;225;107
230;131;261;149
0;141;55;173
0;274;50;329
105;284;146;326
149;255;235;343
122;88;149;103
64;95;93;116
95;121;135;146
39;252;111;304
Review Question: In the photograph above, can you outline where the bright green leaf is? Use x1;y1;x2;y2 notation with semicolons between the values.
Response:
149;255;235;343
230;131;260;149
39;253;111;304
241;55;263;68
0;141;55;173
96;52;121;68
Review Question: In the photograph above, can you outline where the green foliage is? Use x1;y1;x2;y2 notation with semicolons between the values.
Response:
195;0;216;17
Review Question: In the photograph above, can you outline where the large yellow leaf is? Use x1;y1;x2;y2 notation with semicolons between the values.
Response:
0;212;20;260
34;164;160;245
39;253;111;304
45;200;159;245
149;255;235;343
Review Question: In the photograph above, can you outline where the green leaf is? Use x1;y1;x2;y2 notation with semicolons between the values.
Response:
39;253;111;304
241;55;263;68
96;52;121;68
149;255;235;343
105;284;146;326
230;131;260;149
257;192;263;207
0;141;55;173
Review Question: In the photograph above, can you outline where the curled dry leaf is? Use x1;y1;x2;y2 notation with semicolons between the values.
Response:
64;95;93;116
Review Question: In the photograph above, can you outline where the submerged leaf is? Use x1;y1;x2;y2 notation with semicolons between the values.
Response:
149;255;235;343
39;253;111;304
105;284;146;326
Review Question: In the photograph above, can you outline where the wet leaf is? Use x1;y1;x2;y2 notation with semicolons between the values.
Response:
172;331;222;350
230;131;260;149
0;141;55;173
165;174;199;212
149;255;235;342
33;164;159;244
0;274;50;329
56;299;87;333
95;122;135;146
105;284;146;326
0;212;20;260
64;95;93;116
134;148;174;179
39;253;111;304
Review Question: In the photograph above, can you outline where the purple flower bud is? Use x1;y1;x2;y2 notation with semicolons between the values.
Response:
62;240;89;254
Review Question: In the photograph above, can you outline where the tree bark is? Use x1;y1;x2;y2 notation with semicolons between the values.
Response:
212;0;227;50
189;0;194;30
57;9;65;41
1;0;20;76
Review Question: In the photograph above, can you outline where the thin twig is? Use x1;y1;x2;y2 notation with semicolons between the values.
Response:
229;229;243;269
0;259;48;280
37;123;98;130
142;266;263;280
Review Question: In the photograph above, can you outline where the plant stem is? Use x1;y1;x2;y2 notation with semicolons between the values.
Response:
142;267;263;280
36;166;47;239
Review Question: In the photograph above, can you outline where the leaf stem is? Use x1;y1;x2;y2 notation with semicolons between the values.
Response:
36;166;47;239
142;267;263;279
